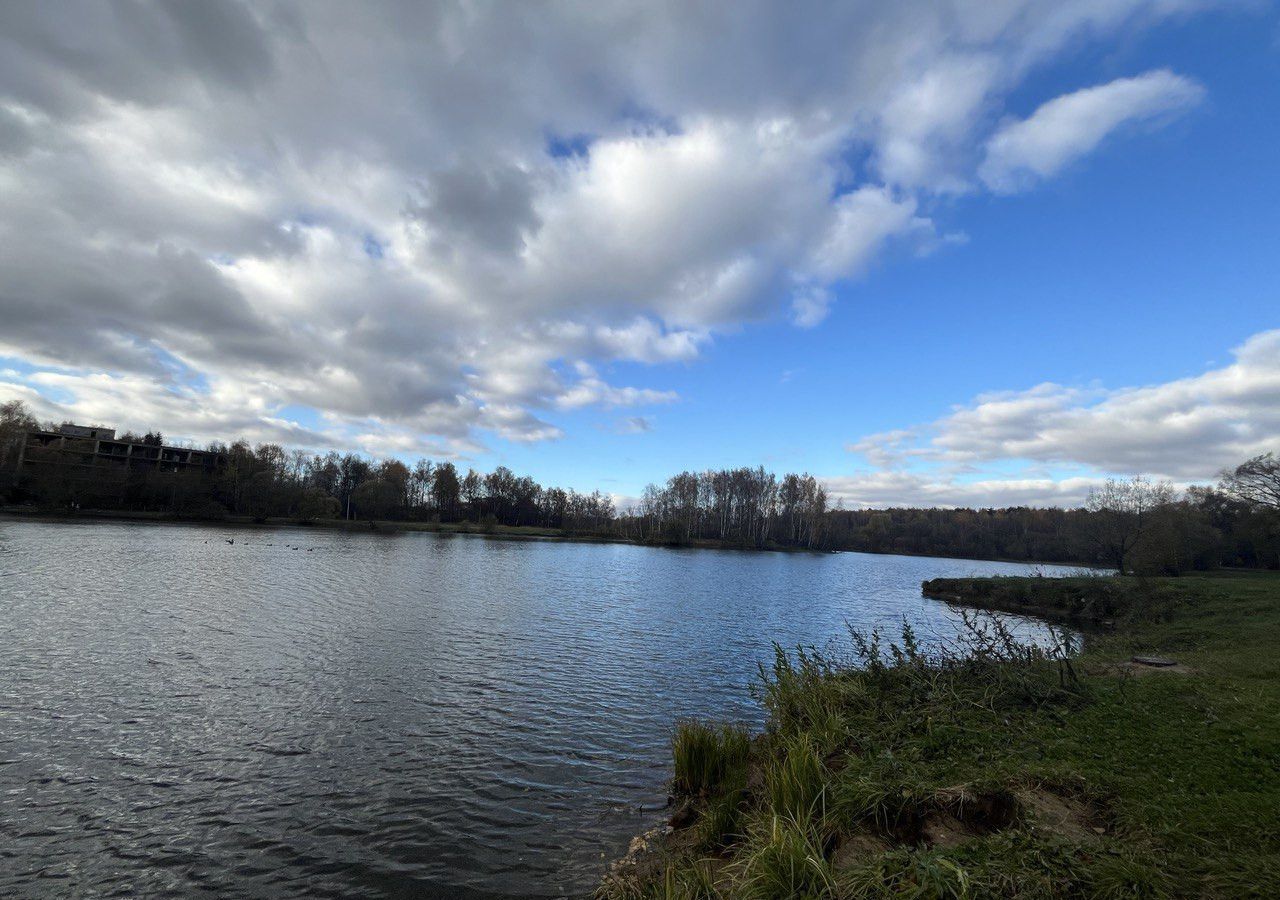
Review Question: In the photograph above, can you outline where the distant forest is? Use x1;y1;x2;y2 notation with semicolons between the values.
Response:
2;400;1277;574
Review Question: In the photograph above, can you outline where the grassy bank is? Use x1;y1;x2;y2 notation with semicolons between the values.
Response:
602;571;1280;898
920;575;1184;627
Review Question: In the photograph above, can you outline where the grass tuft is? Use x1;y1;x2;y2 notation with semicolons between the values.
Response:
739;815;836;900
672;721;750;797
660;860;723;900
697;785;748;853
1084;850;1172;900
837;846;973;899
764;734;827;823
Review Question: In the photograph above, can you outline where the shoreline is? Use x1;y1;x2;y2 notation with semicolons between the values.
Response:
920;575;1161;627
0;506;1099;567
0;506;825;555
600;571;1280;897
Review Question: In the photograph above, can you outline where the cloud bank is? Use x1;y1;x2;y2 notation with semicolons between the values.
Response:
833;329;1280;508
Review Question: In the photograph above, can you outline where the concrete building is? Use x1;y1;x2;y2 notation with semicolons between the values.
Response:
16;423;225;477
53;424;116;441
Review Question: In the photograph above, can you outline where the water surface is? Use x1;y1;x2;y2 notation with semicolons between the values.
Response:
0;520;1080;897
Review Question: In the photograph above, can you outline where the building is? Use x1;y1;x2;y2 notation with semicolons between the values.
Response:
53;424;116;441
15;423;225;478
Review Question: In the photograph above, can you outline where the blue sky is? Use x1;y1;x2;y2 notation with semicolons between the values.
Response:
485;6;1280;501
1;1;1278;507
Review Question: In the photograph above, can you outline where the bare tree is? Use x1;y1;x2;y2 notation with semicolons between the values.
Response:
431;462;461;520
1084;475;1175;574
1220;453;1280;510
1;399;39;482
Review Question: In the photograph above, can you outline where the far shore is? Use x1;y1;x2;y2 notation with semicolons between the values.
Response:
0;505;1099;567
0;505;820;554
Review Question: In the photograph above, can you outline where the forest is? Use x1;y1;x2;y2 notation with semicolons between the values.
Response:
2;400;1277;574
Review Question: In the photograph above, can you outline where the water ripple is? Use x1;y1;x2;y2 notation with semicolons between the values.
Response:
0;520;1075;897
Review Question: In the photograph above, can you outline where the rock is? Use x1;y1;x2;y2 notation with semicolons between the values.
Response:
1131;655;1177;667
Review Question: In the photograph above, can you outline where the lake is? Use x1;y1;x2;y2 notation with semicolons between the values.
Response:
0;520;1081;898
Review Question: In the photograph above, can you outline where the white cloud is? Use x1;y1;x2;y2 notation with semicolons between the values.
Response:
17;369;335;448
979;69;1204;193
790;287;835;330
789;186;938;326
824;470;1105;509
875;54;1002;191
574;319;708;364
615;416;654;435
555;364;679;410
833;329;1280;507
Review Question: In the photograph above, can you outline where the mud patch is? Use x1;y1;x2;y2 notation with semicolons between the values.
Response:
1094;659;1196;677
894;783;1106;851
1019;785;1110;842
831;831;892;869
918;811;975;849
915;786;1022;848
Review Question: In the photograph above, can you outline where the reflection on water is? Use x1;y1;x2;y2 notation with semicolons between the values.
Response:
0;520;1078;897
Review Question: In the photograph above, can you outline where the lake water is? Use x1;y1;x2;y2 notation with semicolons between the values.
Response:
0;520;1081;898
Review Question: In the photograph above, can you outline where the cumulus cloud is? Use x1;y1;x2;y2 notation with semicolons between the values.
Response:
806;187;931;280
980;69;1204;193
555;364;679;410
874;54;1002;191
0;2;1216;452
833;329;1280;507
13;369;337;449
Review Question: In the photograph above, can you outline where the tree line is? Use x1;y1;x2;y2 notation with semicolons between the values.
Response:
824;472;1279;574
619;468;829;549
2;399;1277;572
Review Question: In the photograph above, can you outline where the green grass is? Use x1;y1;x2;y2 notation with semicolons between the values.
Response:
764;735;827;823
673;721;752;797
600;571;1280;899
739;815;837;899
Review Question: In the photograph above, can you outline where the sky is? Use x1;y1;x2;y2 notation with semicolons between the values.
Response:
1;1;1277;509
